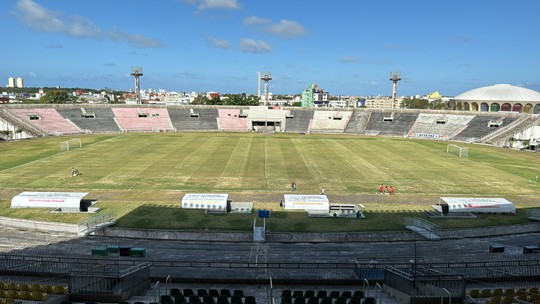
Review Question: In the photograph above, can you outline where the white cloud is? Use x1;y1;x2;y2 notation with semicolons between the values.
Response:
340;56;360;63
183;0;240;10
243;16;306;39
240;39;272;53
14;0;64;33
265;20;305;39
109;30;162;48
364;80;379;87
14;0;161;48
47;44;63;49
208;36;231;49
243;16;271;26
67;15;101;38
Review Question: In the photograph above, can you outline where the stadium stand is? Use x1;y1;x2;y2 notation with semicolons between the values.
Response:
481;115;540;145
407;113;474;140
112;107;175;132
363;111;419;136
10;108;81;135
344;111;370;134
310;110;353;133
168;107;219;131
244;106;289;132
0;107;48;137
217;109;249;131
452;115;519;143
284;109;314;133
56;107;121;133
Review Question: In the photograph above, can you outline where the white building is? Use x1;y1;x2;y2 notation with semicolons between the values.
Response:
7;77;15;88
16;77;24;88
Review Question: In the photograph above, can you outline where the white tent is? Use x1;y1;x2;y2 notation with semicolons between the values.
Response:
182;193;228;211
433;197;516;215
283;194;329;212
11;192;89;210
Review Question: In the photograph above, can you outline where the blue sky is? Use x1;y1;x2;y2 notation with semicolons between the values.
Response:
1;0;540;96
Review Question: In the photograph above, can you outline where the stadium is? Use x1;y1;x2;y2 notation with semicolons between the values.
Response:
0;99;540;304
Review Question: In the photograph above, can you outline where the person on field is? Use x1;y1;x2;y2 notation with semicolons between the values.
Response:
390;185;395;195
379;184;384;194
71;167;80;177
292;181;297;192
385;185;389;194
321;187;325;195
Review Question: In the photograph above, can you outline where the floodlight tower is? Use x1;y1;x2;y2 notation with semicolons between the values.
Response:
390;72;401;109
261;72;272;106
131;66;143;104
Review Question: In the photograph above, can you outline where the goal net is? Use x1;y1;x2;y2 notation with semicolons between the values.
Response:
60;138;82;151
446;144;468;158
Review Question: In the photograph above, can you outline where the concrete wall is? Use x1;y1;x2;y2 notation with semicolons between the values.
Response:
0;216;79;233
95;227;252;242
1;216;538;243
438;222;540;239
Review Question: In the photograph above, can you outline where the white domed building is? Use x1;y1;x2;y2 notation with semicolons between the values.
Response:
452;84;540;114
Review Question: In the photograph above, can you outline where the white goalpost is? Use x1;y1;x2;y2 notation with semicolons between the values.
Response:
60;138;82;151
446;144;468;158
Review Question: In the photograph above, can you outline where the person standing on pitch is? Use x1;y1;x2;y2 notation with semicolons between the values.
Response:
292;181;297;192
321;187;325;195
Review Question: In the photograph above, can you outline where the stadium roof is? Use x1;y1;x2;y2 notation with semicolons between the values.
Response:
453;84;540;102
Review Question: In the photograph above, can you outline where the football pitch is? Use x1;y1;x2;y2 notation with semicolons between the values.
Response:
0;132;538;231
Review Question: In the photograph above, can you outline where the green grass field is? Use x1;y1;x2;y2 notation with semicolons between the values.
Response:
0;132;538;231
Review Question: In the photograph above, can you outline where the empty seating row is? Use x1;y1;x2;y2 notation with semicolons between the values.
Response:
0;289;48;301
468;287;539;298
172;288;246;298
281;290;364;299
162;294;255;304
281;296;366;304
0;282;67;294
165;289;255;304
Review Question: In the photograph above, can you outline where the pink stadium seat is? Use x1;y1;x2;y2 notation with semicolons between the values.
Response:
112;108;174;132
218;109;248;131
11;108;81;135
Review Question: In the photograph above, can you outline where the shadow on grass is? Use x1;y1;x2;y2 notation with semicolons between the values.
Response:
114;205;537;233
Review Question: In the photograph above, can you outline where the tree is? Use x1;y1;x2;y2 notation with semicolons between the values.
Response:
39;90;73;104
191;95;210;105
15;128;23;139
0;130;12;139
402;98;430;109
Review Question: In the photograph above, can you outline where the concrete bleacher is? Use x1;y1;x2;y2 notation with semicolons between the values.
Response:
10;108;81;135
112;107;175;132
453;115;519;143
56;107;121;133
310;110;352;133
284;109;314;133
217;109;249;131
344;111;370;134
408;113;474;140
363;111;419;136
169;108;219;131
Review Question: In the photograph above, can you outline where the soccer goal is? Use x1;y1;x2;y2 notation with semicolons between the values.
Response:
446;144;468;158
60;138;82;151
